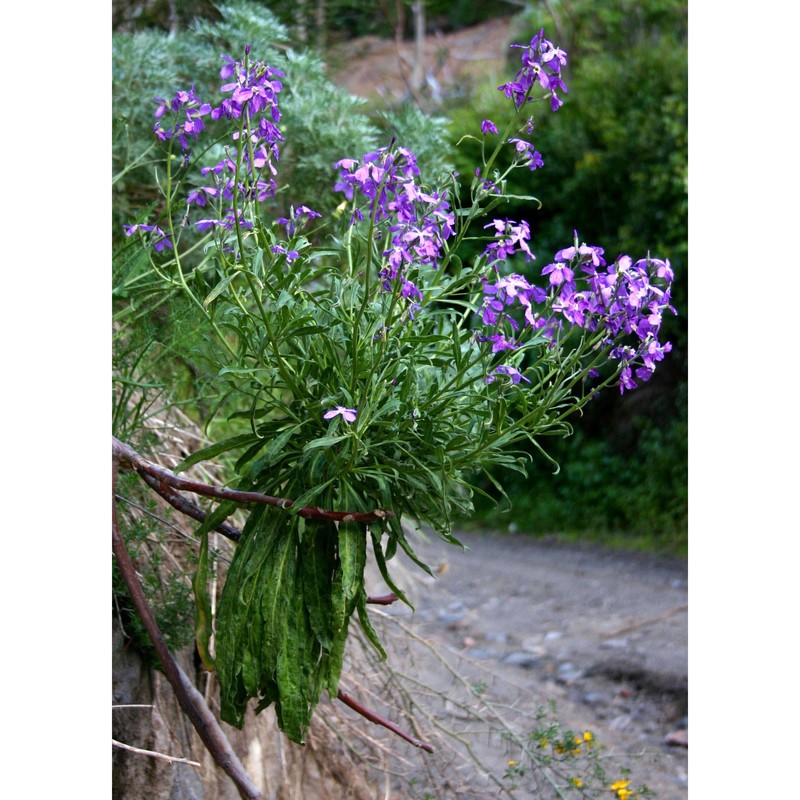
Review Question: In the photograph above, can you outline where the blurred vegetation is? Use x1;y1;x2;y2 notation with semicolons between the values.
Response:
112;0;687;553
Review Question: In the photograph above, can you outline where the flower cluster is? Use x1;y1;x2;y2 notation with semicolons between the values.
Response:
153;87;212;154
475;232;674;393
126;51;286;252
499;28;568;111
121;223;173;252
334;147;455;306
190;55;285;227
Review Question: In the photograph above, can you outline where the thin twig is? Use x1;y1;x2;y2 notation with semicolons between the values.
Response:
114;436;393;524
112;738;202;767
337;690;434;753
112;454;262;800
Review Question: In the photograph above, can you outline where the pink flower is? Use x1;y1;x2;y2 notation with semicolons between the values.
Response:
323;406;357;423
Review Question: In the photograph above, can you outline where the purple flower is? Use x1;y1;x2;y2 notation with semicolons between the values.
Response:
271;244;300;262
500;30;569;110
486;364;530;384
277;204;322;236
123;223;173;252
541;261;574;287
323;406;357;423
508;138;544;171
477;333;519;353
481;119;498;136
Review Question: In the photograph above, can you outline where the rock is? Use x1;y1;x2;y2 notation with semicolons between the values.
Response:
556;662;583;684
464;647;495;660
664;729;688;748
437;601;467;624
600;637;629;650
582;692;613;708
501;651;541;669
610;714;634;731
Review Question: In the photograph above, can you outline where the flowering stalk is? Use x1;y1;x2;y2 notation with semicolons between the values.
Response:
122;31;675;746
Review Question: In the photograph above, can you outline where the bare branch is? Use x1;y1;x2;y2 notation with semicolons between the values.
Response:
114;436;393;524
138;470;242;542
337;690;434;753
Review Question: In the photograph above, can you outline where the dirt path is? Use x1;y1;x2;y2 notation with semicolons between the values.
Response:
370;529;688;799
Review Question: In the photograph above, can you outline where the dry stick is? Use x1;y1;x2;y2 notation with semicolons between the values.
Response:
113;436;393;524
112;457;262;800
112;739;202;767
337;690;434;753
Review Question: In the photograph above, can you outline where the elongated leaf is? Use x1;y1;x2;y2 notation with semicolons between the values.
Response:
246;423;303;477
175;432;259;473
216;505;277;727
275;573;315;743
356;588;387;661
370;529;411;609
192;528;215;671
388;514;436;576
301;520;336;649
203;272;238;308
195;499;239;538
332;522;367;634
302;434;348;452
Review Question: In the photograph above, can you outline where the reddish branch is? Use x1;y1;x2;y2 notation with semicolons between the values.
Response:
112;456;262;800
364;593;399;606
138;471;242;541
337;691;434;753
113;436;393;524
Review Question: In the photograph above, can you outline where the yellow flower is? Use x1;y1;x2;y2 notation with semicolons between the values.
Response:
583;730;594;743
609;779;633;799
572;777;584;788
507;760;518;767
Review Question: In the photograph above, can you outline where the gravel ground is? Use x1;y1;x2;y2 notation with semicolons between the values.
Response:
372;528;688;799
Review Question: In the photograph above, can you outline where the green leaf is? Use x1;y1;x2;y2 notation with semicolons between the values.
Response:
332;522;366;633
192;528;215;671
356;588;387;661
195;499;239;538
175;433;259;473
247;423;303;476
290;477;337;510
203;272;238;308
370;529;412;609
301;520;336;649
302;434;348;452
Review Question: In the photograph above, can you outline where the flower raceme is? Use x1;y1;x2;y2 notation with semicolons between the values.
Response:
476;234;675;393
499;28;569;111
